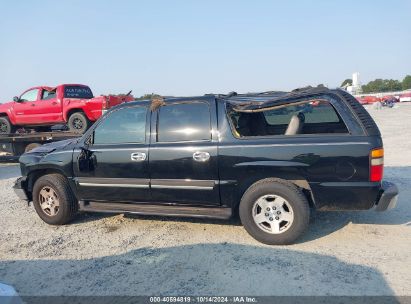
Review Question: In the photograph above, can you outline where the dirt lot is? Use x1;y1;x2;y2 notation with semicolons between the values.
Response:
0;104;410;297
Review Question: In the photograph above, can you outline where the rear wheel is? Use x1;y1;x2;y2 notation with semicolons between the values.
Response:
0;116;16;134
239;178;310;245
24;143;42;153
68;112;90;134
33;174;78;225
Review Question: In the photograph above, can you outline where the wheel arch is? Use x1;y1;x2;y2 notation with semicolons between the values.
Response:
26;169;74;200
0;112;18;132
234;174;315;212
64;108;86;122
0;112;17;125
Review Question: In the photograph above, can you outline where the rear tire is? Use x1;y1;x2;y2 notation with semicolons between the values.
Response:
68;112;90;134
33;174;78;225
239;178;310;245
24;143;42;153
0;116;16;134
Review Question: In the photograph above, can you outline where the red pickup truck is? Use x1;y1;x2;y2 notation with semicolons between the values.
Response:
0;84;134;134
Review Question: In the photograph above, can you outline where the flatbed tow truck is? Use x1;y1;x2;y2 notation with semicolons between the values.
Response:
0;130;80;160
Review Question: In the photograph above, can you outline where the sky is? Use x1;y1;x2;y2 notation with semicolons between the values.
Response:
0;0;410;101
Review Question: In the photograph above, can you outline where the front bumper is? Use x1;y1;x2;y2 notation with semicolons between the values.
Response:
13;177;29;201
375;181;399;211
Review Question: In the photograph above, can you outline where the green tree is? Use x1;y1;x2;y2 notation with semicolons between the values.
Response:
362;79;402;93
402;75;411;90
135;93;161;100
340;79;352;87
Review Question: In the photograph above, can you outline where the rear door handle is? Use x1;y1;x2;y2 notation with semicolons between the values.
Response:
193;151;210;162
131;152;146;161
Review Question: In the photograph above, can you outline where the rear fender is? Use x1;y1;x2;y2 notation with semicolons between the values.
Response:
224;169;313;210
63;100;99;122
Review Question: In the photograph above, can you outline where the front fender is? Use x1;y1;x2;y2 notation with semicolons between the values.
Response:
0;107;17;125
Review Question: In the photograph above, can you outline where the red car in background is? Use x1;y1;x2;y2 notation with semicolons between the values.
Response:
399;92;411;102
356;95;380;105
0;84;134;134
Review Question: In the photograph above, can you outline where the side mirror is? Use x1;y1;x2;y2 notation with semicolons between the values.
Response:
13;96;20;102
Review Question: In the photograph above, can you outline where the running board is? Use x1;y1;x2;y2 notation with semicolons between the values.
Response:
78;201;232;219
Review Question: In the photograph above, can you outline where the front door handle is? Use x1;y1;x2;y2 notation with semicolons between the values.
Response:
193;151;210;162
131;152;146;161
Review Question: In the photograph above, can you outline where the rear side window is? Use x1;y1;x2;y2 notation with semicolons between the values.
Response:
230;99;348;137
64;86;93;99
41;89;57;100
93;106;147;144
263;101;340;125
157;102;211;142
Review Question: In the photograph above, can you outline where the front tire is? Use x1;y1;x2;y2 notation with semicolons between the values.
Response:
33;174;78;225
0;116;16;134
239;178;310;245
68;112;90;134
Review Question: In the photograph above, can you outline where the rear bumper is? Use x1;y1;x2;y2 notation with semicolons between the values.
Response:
375;181;399;211
13;177;29;201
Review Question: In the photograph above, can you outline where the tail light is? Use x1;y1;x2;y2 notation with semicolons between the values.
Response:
102;96;109;111
370;148;384;182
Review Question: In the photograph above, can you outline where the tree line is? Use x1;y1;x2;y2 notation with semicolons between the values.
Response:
134;76;411;99
341;75;411;93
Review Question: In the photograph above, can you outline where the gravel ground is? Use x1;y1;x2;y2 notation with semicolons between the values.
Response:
0;104;410;297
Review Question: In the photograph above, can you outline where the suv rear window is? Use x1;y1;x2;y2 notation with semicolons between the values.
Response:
157;102;211;142
64;86;93;99
229;99;348;137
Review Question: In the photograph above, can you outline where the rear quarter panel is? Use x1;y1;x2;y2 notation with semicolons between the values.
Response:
62;97;104;121
217;101;382;211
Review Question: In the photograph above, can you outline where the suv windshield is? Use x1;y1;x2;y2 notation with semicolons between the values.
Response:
64;86;94;99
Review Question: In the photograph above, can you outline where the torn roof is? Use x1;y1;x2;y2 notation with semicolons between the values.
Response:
222;86;334;112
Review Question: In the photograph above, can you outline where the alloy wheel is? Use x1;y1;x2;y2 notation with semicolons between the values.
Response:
252;194;294;234
38;186;60;216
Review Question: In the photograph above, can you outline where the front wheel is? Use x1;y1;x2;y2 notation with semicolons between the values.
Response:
33;174;78;225
239;178;310;245
67;112;90;134
0;116;16;134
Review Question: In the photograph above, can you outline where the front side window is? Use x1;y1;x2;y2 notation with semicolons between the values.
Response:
64;86;93;99
93;106;147;145
230;99;348;137
20;89;39;102
157;102;211;142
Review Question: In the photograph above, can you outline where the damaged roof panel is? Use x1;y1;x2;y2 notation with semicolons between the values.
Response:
223;86;332;112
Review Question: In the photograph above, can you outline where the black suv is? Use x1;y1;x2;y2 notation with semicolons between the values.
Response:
13;87;399;244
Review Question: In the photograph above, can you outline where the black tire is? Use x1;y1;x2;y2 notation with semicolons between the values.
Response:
0;116;16;134
32;174;78;225
239;178;310;245
67;112;90;134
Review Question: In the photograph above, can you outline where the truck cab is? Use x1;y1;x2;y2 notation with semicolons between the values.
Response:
13;87;399;245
